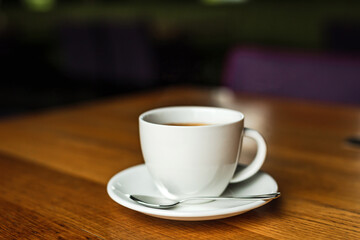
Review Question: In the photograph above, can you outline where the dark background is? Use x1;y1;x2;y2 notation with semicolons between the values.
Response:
1;0;360;117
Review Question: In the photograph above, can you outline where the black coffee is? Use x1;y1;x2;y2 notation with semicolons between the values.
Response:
165;123;211;126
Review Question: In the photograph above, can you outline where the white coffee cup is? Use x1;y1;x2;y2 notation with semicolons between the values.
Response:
139;106;267;200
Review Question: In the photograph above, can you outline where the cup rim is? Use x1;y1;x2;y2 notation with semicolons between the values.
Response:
139;106;244;128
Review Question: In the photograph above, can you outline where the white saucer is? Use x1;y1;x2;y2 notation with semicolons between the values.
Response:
107;164;278;221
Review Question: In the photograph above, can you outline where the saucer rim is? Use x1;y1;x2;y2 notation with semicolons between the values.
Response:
107;164;278;220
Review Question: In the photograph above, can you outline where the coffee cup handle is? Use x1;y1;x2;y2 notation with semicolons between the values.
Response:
230;128;267;183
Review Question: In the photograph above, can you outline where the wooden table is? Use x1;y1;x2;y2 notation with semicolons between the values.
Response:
0;87;359;239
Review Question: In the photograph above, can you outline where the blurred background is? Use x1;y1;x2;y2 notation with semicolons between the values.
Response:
1;0;360;117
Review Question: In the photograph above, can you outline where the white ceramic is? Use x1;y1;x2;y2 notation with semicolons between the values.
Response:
107;164;278;221
139;106;267;199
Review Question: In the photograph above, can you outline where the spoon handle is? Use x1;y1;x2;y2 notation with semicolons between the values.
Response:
181;192;281;202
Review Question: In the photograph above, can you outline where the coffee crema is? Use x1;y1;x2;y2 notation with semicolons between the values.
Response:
164;122;211;126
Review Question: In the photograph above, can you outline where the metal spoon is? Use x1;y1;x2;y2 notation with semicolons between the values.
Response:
129;192;281;209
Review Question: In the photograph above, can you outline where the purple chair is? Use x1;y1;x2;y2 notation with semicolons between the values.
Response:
222;47;360;105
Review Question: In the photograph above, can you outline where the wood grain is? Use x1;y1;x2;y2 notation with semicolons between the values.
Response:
0;87;359;239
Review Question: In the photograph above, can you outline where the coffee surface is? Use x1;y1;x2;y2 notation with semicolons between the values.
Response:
164;123;211;126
